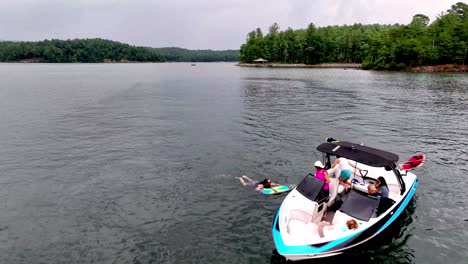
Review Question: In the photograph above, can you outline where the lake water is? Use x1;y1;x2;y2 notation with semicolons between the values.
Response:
0;63;467;264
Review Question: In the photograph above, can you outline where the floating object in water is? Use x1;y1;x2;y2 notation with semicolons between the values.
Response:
400;154;426;171
261;185;294;195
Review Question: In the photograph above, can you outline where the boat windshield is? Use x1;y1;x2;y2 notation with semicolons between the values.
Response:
296;174;327;203
340;190;380;221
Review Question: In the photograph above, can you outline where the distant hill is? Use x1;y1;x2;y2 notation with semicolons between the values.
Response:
0;38;239;63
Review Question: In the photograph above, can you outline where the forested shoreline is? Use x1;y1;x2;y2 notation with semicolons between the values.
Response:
0;39;238;63
239;2;467;70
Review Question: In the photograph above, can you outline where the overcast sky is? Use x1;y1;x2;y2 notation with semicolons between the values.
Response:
0;0;464;50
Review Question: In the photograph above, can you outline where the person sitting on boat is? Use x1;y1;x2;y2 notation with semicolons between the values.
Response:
238;175;280;191
314;161;330;200
368;184;383;198
376;176;389;198
331;155;363;192
318;219;359;238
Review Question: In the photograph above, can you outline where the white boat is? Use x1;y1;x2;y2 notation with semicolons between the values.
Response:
272;139;420;260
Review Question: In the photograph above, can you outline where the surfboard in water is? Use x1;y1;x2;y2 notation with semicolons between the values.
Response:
261;185;292;195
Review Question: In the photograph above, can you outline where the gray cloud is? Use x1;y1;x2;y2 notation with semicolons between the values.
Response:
0;0;463;49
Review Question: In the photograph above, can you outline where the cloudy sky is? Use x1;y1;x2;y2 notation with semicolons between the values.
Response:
0;0;464;50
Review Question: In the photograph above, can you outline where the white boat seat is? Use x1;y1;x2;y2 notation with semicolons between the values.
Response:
288;209;312;223
286;220;320;243
286;209;321;241
287;219;318;235
352;182;370;193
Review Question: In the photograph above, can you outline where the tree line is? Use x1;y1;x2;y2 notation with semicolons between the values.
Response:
239;2;468;70
0;39;239;63
156;47;238;62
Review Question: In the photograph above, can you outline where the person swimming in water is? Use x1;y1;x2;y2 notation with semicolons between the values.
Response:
238;175;280;191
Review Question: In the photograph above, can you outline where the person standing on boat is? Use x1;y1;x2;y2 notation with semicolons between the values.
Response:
331;155;362;192
314;161;330;201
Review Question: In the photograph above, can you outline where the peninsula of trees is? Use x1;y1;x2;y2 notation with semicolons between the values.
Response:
239;2;467;70
0;38;239;63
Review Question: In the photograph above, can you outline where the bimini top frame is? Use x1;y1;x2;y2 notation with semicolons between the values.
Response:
316;141;399;167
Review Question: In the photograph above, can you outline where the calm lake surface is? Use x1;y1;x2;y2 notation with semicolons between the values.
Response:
0;63;467;264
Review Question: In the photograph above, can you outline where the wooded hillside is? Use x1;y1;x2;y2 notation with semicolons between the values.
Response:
239;2;468;70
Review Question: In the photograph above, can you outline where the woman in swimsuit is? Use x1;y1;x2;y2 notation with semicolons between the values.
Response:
314;161;330;201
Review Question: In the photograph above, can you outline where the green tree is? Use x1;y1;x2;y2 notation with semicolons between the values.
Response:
239;3;467;69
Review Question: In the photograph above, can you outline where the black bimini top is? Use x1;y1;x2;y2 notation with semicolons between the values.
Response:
316;141;399;167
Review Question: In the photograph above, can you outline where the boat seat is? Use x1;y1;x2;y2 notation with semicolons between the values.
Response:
352;181;400;200
286;209;320;241
331;210;352;226
287;220;320;243
376;197;396;216
352;181;372;194
288;209;312;223
287;220;318;235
